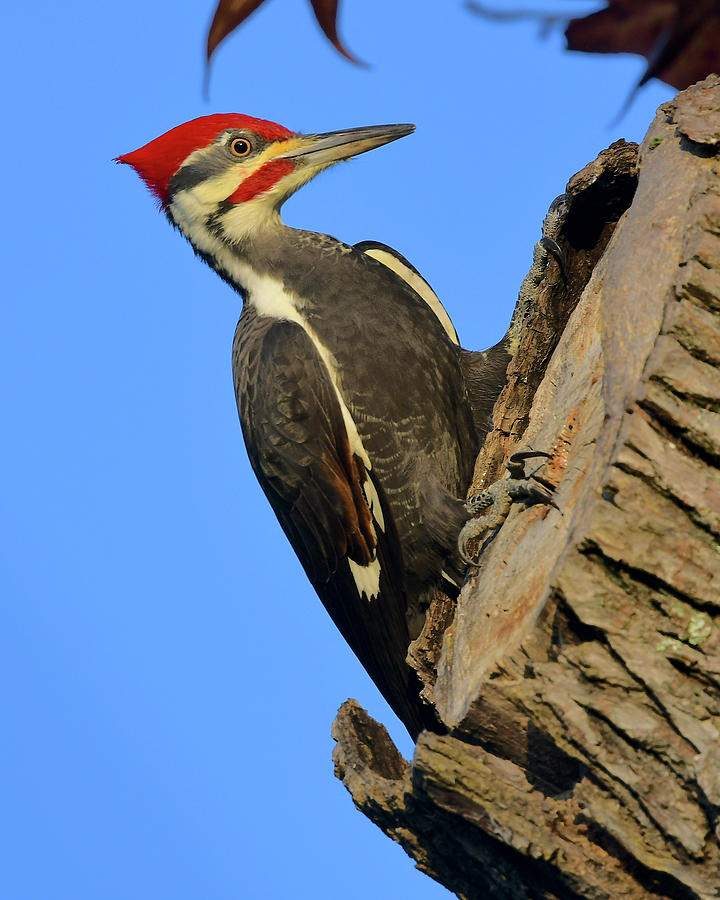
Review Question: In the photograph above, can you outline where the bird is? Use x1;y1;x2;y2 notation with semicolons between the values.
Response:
117;114;518;739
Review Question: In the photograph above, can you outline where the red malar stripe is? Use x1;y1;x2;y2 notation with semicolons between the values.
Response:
227;159;294;204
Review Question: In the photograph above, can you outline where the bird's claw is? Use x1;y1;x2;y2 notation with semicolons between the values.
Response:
514;193;570;320
540;236;566;283
458;517;501;567
540;193;569;283
504;194;570;356
504;448;552;478
459;449;559;567
506;477;559;510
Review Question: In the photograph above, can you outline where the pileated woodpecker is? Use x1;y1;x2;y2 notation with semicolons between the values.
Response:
117;115;521;738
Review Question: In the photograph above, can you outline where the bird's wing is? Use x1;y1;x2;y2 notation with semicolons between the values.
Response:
233;313;430;737
354;240;460;346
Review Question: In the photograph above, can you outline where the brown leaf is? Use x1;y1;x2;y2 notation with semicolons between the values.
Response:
206;0;361;66
206;0;266;61
309;0;361;64
566;0;720;91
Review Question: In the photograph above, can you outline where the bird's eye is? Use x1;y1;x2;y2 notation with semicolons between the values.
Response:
230;137;253;158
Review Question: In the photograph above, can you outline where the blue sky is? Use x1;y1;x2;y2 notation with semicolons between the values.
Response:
2;1;671;897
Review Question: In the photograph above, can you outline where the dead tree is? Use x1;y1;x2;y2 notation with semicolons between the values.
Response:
332;76;720;900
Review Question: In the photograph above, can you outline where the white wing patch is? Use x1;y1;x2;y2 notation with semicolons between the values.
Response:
348;556;381;602
363;474;385;532
361;246;460;346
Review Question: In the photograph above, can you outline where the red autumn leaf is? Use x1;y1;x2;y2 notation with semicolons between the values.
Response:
207;0;265;61
565;0;720;91
206;0;360;64
309;0;360;63
468;1;720;94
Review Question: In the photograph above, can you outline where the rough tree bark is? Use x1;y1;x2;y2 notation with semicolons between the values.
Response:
332;76;720;900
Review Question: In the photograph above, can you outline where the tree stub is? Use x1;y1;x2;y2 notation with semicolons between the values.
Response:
333;76;720;900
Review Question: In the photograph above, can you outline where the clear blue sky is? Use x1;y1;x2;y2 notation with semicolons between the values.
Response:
2;1;670;897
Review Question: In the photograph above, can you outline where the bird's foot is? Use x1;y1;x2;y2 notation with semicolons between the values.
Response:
459;450;559;566
504;194;570;355
522;193;570;295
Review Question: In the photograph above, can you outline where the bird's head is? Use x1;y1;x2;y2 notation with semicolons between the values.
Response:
117;114;414;245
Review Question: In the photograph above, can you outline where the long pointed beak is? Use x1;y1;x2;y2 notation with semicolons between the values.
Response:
276;123;415;166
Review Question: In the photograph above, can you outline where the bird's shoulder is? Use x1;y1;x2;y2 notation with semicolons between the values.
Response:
353;240;459;346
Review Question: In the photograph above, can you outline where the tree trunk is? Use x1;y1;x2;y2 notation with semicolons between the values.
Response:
332;76;720;900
